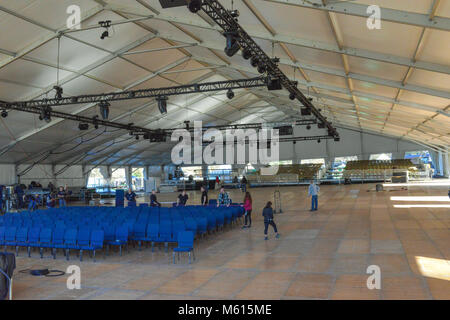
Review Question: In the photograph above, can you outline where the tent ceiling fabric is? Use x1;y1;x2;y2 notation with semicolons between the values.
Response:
0;0;449;166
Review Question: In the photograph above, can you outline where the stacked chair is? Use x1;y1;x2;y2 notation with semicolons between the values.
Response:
0;204;244;264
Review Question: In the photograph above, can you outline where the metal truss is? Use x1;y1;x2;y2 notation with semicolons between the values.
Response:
197;0;339;139
0;77;267;109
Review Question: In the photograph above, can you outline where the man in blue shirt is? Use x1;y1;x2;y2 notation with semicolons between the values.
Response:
308;180;320;211
125;188;137;206
57;185;67;208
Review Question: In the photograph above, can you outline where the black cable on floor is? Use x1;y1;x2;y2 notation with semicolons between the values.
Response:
19;268;65;277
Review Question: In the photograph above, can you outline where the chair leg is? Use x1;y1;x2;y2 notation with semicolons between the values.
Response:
40;247;43;259
15;246;18;256
119;245;122;257
27;247;31;257
173;252;175;264
138;241;141;251
188;252;191;264
165;242;168;253
151;242;154;252
66;249;70;261
93;250;96;263
80;250;83;262
52;248;56;259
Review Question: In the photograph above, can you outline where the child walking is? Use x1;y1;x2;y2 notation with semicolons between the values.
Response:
262;201;280;240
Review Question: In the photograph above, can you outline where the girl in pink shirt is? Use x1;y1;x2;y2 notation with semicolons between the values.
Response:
242;192;253;228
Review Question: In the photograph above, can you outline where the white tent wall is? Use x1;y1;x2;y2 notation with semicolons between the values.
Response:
16;164;53;187
0;164;16;185
54;165;85;188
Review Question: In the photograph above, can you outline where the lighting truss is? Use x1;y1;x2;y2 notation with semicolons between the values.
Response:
194;0;339;139
0;77;267;109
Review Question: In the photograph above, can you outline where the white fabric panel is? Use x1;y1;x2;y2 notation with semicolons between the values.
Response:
54;165;84;187
0;164;16;185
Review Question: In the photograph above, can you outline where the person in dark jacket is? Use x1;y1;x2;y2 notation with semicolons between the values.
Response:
150;190;161;207
177;190;188;206
200;186;208;206
262;201;280;240
125;188;137;206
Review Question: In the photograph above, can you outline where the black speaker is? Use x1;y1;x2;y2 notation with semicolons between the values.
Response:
267;77;282;90
159;0;187;9
301;107;311;116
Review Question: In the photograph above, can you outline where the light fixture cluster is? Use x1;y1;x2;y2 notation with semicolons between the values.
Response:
99;20;111;40
39;106;52;123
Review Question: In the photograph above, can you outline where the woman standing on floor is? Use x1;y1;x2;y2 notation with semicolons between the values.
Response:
242;192;253;228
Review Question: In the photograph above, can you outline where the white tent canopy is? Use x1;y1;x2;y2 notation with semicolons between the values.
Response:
0;0;448;167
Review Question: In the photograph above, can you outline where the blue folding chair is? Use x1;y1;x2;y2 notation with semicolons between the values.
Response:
51;227;65;259
77;228;91;261
0;227;6;249
146;224;159;252
4;227;17;252
173;231;195;264
26;227;41;257
38;228;53;259
15;227;28;256
107;226;128;256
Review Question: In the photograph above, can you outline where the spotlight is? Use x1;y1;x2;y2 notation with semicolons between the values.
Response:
53;86;63;99
317;139;321;143
135;135;139;140
71;97;78;103
318;122;325;129
78;123;89;131
250;56;259;67
39;106;52;123
226;89;234;100
184;120;190;130
242;47;252;60
229;9;240;18
156;96;168;114
93;115;99;129
334;137;340;142
257;62;266;74
306;125;311;130
100;30;109;40
224;32;240;57
128;92;135;98
187;0;203;13
98;101;110;120
289;92;296;100
1;110;7;118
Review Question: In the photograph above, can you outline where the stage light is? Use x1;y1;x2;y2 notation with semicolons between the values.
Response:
242;47;252;60
334;137;340;142
289;92;296;100
1;110;7;118
250;56;259;67
306;125;311;130
226;89;234;100
257;62;266;74
78;123;89;131
93;115;99;129
156;96;168;114
98;101;110;120
188;0;203;13
224;32;240;57
318;122;325;129
100;30;109;40
135;135;139;140
39;106;52;123
229;10;240;18
53;86;63;99
317;139;321;143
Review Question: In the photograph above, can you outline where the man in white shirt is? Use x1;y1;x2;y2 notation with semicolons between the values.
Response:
308;180;320;212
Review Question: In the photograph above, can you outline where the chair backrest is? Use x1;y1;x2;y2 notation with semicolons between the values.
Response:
77;228;91;246
146;224;159;238
39;228;52;244
91;230;104;247
115;226;128;241
64;229;78;245
5;227;17;241
28;227;41;243
177;231;194;248
0;226;6;241
17;227;29;242
52;228;65;244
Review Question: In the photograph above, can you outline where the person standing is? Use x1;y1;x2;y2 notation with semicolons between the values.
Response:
46;192;56;209
308;180;320;212
150;190;161;207
242;192;252;228
57;185;68;208
177;190;189;206
241;176;248;193
262;201;280;240
125;188;137;206
201;186;208;206
217;186;231;207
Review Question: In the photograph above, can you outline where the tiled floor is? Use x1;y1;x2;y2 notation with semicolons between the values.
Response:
9;183;450;300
